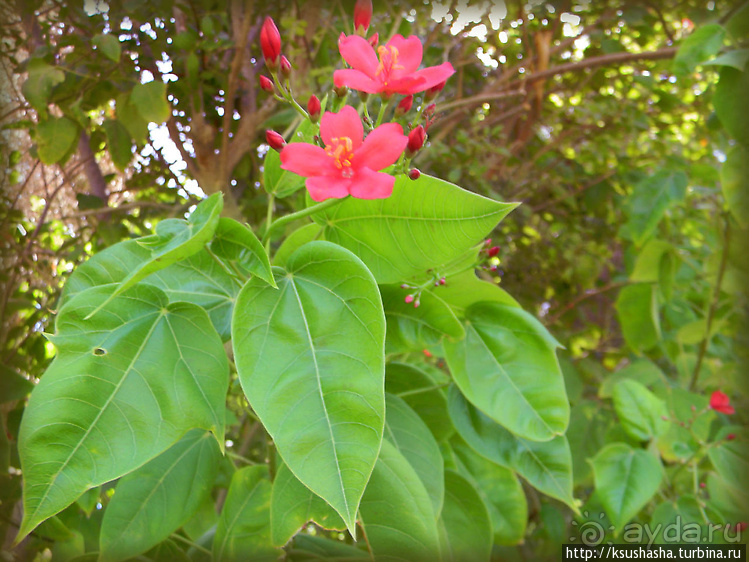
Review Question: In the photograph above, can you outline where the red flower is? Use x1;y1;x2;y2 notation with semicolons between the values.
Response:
280;106;407;201
354;0;373;33
334;34;454;96
709;391;735;415
260;17;282;68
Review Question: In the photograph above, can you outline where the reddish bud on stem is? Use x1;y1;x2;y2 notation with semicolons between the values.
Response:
260;17;282;69
307;95;321;122
354;0;373;34
424;80;447;102
408;168;421;180
396;95;413;116
259;75;274;93
266;130;286;151
404;295;414;304
727;433;737;441
368;33;379;48
406;125;426;157
488;246;500;257
280;56;292;79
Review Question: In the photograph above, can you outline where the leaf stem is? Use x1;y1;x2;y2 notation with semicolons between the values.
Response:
170;533;212;555
205;247;245;288
262;197;345;244
375;97;394;127
265;193;275;252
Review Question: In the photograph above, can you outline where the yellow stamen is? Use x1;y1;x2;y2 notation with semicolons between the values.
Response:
325;136;355;176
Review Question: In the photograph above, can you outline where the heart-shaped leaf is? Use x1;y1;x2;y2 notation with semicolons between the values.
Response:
444;302;568;442
612;379;668;441
17;284;229;540
232;241;385;535
210;218;275;287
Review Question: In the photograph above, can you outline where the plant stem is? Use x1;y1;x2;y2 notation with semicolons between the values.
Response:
689;214;731;391
375;97;393;127
205;247;245;287
265;193;275;252
170;533;212;555
262;197;345;244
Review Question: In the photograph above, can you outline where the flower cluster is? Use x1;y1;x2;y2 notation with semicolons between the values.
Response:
259;2;454;202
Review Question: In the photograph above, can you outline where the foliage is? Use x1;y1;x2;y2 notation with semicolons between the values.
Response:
0;0;746;560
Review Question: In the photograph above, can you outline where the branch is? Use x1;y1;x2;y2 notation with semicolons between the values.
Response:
544;281;631;325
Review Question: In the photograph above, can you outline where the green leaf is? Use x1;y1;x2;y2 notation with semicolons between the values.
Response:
381;284;464;353
17;284;229;539
384;393;444;516
672;24;726;76
448;386;576;508
590;443;663;530
60;240;240;341
452;441;527;545
116;92;149;144
232;241;385;535
704;48;749;71
599;360;665;398
287;534;369;561
22;59;65;113
630;240;675;283
213;466;278;562
444;302;568;442
612;380;668;442
270;462;346;547
714;66;749;148
0;364;34;403
615;284;661;353
624;170;688;245
100;430;222;562
102;119;132;170
210;218;275;287
707;426;747;494
87;193;223;317
438;469;492;562
314;174;517;284
436;270;519;317
37;117;78;165
131;81;171;124
93;33;122;62
359;440;441;560
648;497;725;544
273;223;321;267
721;145;749;227
264;115;324;198
384;362;454;442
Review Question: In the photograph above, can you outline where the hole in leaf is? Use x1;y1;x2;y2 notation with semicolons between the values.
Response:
93;347;107;356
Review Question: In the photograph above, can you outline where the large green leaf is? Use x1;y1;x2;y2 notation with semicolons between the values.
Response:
287;534;369;561
599;360;666;398
131;81;171;124
359;440;441;561
37;117;78;164
707;426;747;494
60;240;240;341
444;302;568;442
615;284;661;353
438;470;492;562
0;364;34;404
22;59;65;113
648;497;725;544
452;441;527;545
213;466;278;562
672;23;726;76
210;217;275;287
313;174;517;283
590;443;663;530
721;145;749;227
380;284;464;353
100;430;222;562
93;33;122;62
384;362;454;442
86;193;223;317
448;386;575;508
232;241;385;535
624;170;688;245
17;284;229;539
269;462;345;547
102;119;132;170
273;223;321;267
714;66;749;147
384;393;444;516
436;270;519;317
612;380;668;442
116;91;149;144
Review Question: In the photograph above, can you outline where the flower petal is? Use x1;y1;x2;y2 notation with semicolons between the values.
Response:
306;175;351;202
348;167;395;200
410;62;456;91
383;75;424;96
338;34;379;77
320;106;364;148
387;35;423;75
280;143;337;177
352;123;408;171
334;69;383;95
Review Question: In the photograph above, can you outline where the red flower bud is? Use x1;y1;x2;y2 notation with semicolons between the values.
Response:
406;125;426;157
439;277;446;285
368;32;379;48
709;390;735;415
424;80;447;102
413;299;420;308
423;349;433;358
266;130;286;151
259;75;274;93
424;103;436;117
699;482;706;488
727;433;737;441
307;94;321;122
488;246;500;257
484;238;492;246
396;95;413;116
354;0;373;34
280;55;292;79
404;295;414;304
408;168;420;180
260;17;282;69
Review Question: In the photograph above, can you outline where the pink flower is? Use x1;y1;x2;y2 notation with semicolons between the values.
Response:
280;106;407;201
709;390;735;415
334;34;455;96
